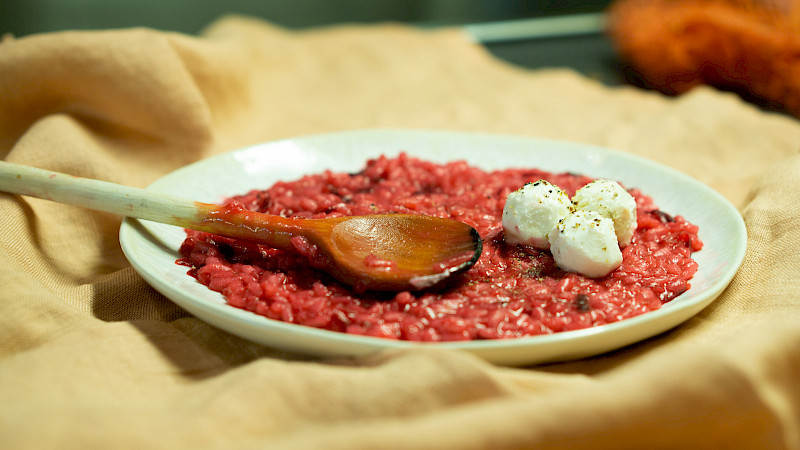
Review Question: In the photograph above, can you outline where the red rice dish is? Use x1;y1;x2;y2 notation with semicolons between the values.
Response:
178;153;702;341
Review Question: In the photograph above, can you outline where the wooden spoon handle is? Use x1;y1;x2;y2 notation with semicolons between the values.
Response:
0;161;311;252
0;161;202;229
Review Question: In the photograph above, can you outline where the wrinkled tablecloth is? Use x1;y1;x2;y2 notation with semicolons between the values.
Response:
2;16;800;449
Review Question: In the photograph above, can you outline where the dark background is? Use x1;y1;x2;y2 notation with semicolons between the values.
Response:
0;0;622;85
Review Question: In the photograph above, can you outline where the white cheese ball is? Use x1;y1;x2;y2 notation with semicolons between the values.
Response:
549;210;623;278
572;179;637;247
502;180;573;249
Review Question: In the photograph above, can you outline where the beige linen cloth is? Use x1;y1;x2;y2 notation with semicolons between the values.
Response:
2;17;800;449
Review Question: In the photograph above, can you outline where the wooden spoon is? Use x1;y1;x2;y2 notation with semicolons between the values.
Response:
0;162;483;291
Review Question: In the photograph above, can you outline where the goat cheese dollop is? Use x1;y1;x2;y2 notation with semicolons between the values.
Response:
572;179;637;247
549;210;623;278
502;180;573;249
502;178;638;278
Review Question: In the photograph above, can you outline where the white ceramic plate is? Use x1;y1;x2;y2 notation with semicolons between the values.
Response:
120;129;746;366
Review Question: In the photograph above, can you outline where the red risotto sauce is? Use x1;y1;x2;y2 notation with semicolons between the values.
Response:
178;153;702;341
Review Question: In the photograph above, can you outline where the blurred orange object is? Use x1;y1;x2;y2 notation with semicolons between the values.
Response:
608;0;800;116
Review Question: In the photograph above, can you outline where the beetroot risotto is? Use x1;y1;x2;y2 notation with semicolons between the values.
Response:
178;153;702;341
